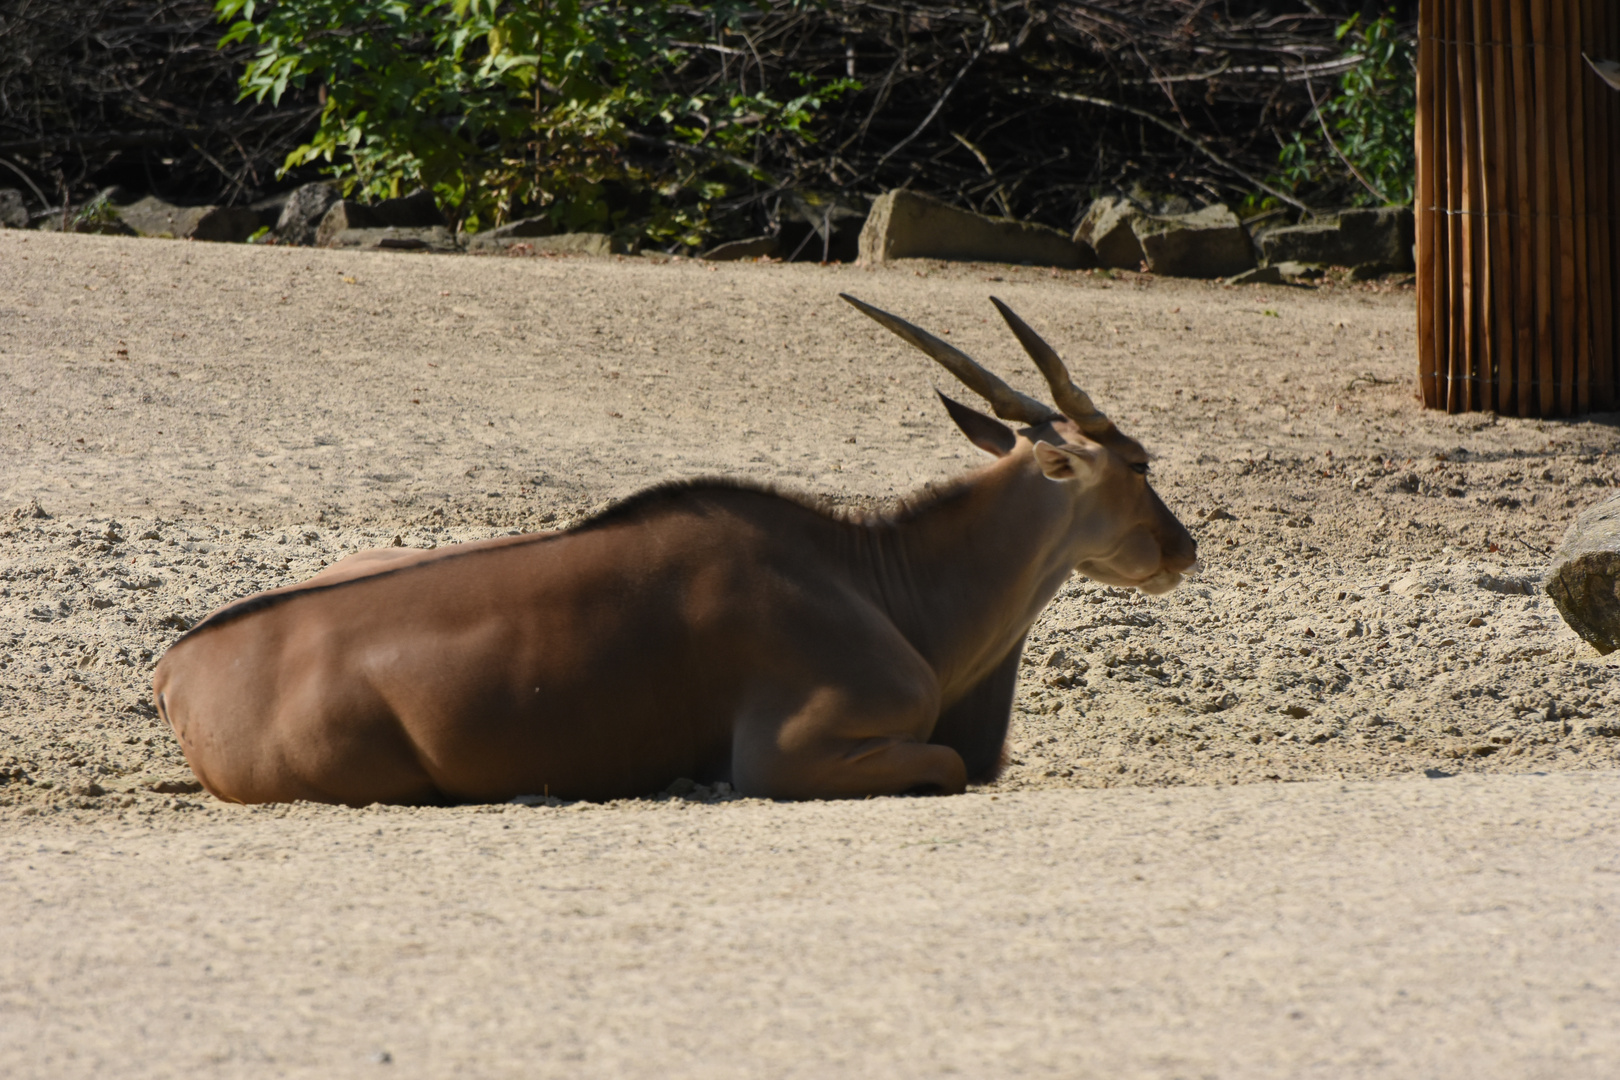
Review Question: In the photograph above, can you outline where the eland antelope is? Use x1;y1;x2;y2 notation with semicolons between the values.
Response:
153;295;1196;805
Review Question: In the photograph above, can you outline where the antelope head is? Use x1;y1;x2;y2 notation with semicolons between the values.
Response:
841;294;1197;595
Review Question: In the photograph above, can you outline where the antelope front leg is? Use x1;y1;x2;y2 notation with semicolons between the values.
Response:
732;684;967;799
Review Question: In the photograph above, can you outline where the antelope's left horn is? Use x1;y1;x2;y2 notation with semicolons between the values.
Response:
989;297;1115;438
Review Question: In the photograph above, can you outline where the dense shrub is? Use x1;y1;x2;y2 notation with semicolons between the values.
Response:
0;0;320;209
1274;12;1416;208
2;2;1415;243
218;0;856;244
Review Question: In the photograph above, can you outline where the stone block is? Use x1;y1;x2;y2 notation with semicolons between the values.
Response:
1272;260;1326;280
1074;195;1146;269
114;195;259;242
274;183;341;245
316;189;446;247
858;190;1093;268
1228;265;1284;285
466;231;632;256
0;188;27;228
474;215;555;241
1547;494;1620;653
1133;204;1255;278
1259;206;1414;273
327;226;461;252
702;236;781;261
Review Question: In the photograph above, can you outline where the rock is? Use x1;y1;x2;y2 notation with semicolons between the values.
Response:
1259;206;1415;275
371;188;446;228
1126;182;1197;216
315;203;374;245
1228;265;1284;285
0;188;27;228
35;199;138;236
858;190;1094;268
472;215;555;241
1074;195;1145;269
248;189;293;230
10;498;50;521
1133;204;1255;278
274;183;341;245
664;777;697;796
315;189;445;247
702;236;781;261
1272;260;1326;280
70;780;105;797
146;777;204;794
327;226;461;253
1477;572;1536;596
1546;495;1620;653
113;195;259;242
467;231;632;256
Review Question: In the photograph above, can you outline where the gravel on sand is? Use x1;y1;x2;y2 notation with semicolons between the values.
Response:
2;231;1619;1076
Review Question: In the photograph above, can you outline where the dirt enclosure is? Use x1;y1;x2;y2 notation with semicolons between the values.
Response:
2;231;1619;1076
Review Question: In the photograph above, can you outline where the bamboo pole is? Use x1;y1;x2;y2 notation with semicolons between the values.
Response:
1503;0;1529;417
1451;3;1477;414
1419;0;1620;417
1416;0;1440;407
1457;0;1482;411
1595;0;1618;409
1483;0;1514;414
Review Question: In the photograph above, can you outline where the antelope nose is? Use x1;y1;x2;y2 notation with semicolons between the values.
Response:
1163;531;1198;573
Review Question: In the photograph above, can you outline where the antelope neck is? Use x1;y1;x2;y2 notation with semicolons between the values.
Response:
869;445;1080;701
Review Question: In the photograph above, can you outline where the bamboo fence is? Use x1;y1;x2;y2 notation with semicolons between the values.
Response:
1417;0;1620;416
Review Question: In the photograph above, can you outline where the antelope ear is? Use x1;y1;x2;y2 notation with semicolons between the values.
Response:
1034;441;1101;483
938;390;1015;457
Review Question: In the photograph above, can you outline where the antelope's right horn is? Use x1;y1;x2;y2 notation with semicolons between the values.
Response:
840;294;1059;427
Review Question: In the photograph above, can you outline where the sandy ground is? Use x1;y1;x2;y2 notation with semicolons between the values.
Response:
5;774;1620;1079
3;229;1620;1074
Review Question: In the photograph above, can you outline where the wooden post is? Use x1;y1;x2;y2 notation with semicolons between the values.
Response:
1417;0;1620;416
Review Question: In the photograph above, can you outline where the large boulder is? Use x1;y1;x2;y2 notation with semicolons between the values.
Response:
112;195;259;242
274;183;341;245
1259;206;1415;274
1133;204;1255;278
326;226;461;253
0;188;27;228
470;215;554;242
1546;495;1620;653
467;227;633;256
315;189;446;247
701;236;781;261
858;190;1094;268
1227;265;1284;286
1074;195;1145;269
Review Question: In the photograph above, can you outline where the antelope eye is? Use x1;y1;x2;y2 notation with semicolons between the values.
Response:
1130;462;1150;476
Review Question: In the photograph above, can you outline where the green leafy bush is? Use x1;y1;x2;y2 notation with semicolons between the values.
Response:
216;0;855;246
1274;12;1415;208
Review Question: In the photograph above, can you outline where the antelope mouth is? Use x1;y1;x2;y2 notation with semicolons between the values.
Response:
1133;570;1184;596
1134;558;1201;595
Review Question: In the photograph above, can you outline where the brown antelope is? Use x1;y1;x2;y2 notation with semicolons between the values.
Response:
153;295;1195;805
